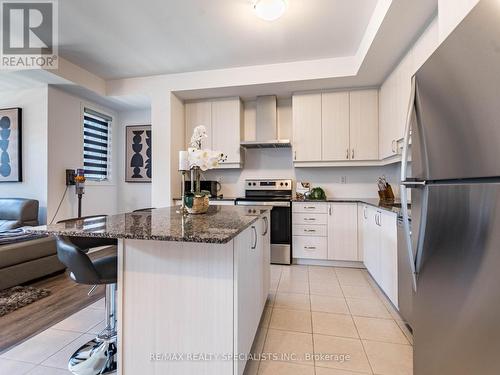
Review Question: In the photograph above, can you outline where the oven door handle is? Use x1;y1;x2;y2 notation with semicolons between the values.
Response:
235;201;291;207
262;216;269;236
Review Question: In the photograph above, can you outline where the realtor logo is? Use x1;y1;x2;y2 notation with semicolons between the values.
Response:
1;0;58;69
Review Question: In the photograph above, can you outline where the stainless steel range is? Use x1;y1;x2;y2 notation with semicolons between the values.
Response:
235;179;292;265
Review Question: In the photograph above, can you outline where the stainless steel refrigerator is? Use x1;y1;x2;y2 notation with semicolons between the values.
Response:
400;1;500;374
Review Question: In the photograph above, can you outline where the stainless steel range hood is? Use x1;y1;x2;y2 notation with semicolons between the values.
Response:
240;96;291;149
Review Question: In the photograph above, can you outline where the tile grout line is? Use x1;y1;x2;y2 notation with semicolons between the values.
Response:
307;266;317;375
255;265;282;375
340;269;375;375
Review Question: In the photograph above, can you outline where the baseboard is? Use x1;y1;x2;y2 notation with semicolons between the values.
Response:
293;258;366;268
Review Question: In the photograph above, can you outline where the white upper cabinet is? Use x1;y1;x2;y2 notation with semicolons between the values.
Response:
379;51;414;160
379;16;439;161
292;93;322;162
186;100;212;150
292;89;379;166
349;90;379;161
212;98;243;165
185;97;243;168
327;203;358;261
322;92;350;161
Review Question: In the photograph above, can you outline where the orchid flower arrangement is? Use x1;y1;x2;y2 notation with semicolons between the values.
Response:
188;125;227;171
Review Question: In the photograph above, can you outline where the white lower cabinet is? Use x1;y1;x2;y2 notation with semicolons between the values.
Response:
361;205;398;307
327;203;358;261
234;213;270;375
379;211;398;307
293;236;328;259
293;202;328;260
292;202;358;262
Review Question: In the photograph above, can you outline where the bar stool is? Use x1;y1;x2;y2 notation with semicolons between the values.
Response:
56;216;118;375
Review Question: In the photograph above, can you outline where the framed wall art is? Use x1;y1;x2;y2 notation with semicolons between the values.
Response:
0;108;22;182
125;125;151;183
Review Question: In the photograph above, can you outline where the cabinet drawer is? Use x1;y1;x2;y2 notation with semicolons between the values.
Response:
293;224;327;237
293;213;327;225
293;236;327;259
293;203;328;214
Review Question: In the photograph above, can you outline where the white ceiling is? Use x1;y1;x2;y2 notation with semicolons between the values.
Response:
58;0;378;79
176;0;438;100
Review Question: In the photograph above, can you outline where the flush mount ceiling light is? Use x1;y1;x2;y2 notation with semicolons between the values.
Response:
253;0;287;21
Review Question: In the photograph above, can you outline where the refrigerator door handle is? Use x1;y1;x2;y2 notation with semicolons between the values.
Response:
400;75;418;292
401;76;416;183
401;186;418;292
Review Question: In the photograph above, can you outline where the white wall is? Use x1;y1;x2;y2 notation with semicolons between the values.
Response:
116;108;152;212
438;0;480;42
203;148;400;199
0;87;48;223
170;93;185;200
47;86;119;222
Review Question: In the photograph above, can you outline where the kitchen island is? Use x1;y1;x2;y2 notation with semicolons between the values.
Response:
30;206;271;375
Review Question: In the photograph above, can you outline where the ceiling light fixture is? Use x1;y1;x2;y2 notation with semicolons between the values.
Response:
253;0;287;21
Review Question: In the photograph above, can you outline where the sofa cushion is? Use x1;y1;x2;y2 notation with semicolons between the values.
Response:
0;237;57;268
0;198;39;226
0;220;22;231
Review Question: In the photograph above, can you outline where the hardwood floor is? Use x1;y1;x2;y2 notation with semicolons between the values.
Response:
0;247;115;353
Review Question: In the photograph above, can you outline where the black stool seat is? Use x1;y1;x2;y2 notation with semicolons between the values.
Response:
56;235;117;285
91;254;117;284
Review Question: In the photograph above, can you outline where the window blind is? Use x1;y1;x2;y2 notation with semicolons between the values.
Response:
83;108;111;181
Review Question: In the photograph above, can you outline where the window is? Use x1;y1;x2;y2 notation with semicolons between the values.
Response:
83;108;112;181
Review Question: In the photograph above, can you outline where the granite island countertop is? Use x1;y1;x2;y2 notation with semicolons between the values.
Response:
27;206;270;244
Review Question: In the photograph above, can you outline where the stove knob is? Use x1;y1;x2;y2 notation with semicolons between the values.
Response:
253;183;257;186
285;182;289;186
248;182;251;186
280;182;284;186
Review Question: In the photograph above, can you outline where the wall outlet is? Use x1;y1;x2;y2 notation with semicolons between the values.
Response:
66;169;76;186
340;176;347;184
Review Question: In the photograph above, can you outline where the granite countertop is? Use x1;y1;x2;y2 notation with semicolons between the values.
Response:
294;198;410;217
27;206;270;244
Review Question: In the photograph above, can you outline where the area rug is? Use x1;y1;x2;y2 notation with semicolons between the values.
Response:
0;286;51;317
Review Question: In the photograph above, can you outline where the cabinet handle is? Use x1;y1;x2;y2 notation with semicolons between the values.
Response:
304;218;316;221
304;229;316;233
262;216;268;236
294;151;297;160
392;139;396;153
363;206;367;219
304;246;316;250
328;205;332;215
352;149;355;159
251;226;257;249
304;206;316;209
374;213;378;226
378;212;382;226
346;148;349;159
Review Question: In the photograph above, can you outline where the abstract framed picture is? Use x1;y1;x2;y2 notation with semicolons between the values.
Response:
0;108;22;182
125;125;151;183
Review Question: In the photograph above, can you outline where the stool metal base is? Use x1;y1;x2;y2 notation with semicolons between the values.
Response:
68;337;117;375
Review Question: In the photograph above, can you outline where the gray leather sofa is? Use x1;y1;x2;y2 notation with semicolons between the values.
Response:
0;198;65;290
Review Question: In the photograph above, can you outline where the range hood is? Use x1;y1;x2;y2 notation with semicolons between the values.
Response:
240;96;291;149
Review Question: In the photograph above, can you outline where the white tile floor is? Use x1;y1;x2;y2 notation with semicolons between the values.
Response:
245;265;413;375
0;266;413;375
0;298;105;374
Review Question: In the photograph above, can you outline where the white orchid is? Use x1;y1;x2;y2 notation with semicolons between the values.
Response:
188;148;227;171
190;125;208;149
187;126;227;171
